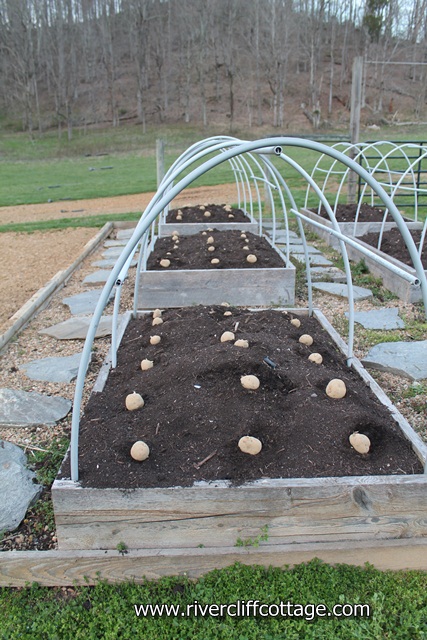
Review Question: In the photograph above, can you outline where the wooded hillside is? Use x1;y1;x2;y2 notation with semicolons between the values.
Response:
1;0;426;137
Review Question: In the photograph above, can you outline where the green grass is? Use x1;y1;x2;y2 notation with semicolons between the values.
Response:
0;211;142;234
1;561;426;639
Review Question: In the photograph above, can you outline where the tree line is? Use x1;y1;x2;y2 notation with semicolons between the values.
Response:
0;0;426;138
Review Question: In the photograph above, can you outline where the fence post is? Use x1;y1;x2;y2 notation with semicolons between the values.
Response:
156;139;165;188
348;57;363;204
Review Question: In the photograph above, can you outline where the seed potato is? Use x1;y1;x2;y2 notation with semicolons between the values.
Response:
130;441;150;461
349;432;371;454
326;379;347;399
238;436;262;455
125;392;144;411
140;359;154;371
220;331;235;342
241;374;260;390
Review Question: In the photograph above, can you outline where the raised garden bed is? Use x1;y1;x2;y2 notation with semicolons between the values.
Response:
52;306;427;552
345;228;426;303
302;203;420;250
137;230;295;308
159;204;258;236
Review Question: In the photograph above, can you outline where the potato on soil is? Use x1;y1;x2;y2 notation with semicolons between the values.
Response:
130;441;150;461
125;392;144;411
238;436;262;455
220;331;235;342
299;334;313;346
349;432;371;454
140;359;154;371
326;379;346;399
241;374;260;390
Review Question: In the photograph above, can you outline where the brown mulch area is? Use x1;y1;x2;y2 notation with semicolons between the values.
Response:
361;228;427;268
59;306;423;490
146;230;285;270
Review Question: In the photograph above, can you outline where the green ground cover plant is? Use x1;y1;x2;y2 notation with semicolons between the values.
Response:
1;561;426;639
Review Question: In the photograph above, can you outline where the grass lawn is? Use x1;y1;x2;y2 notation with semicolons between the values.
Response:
1;561;426;639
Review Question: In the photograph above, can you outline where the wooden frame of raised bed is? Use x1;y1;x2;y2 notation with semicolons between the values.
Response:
344;236;426;303
158;220;259;237
137;235;295;308
51;309;427;557
301;207;422;251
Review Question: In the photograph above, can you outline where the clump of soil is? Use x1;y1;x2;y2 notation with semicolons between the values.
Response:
146;230;285;270
59;306;423;489
166;204;248;224
313;203;389;222
361;228;427;268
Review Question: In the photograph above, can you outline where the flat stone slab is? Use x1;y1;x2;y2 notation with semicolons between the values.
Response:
309;266;347;283
83;270;114;285
0;441;42;531
271;230;300;241
103;239;128;247
313;282;373;300
39;315;117;340
116;228;136;240
362;340;427;381
19;352;83;383
345;307;405;330
103;247;136;259
0;389;72;428
288;245;322;254
62;290;114;315
292;254;334;267
92;258;137;268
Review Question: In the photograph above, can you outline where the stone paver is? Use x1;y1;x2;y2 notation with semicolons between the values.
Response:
39;315;118;340
345;307;405;330
292;254;334;267
19;352;83;383
83;270;115;285
0;441;42;531
62;289;114;315
116;228;135;240
92;258;137;269
312;282;373;300
288;245;322;255
309;266;347;283
104;239;128;247
102;247;127;259
362;340;427;380
0;388;72;427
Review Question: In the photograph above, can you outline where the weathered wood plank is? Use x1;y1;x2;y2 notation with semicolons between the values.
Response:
301;207;420;250
53;476;427;550
137;265;295;308
343;236;424;303
1;539;427;587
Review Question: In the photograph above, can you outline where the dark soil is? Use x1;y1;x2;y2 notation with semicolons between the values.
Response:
313;203;390;222
166;204;248;224
146;230;285;270
60;306;423;489
361;228;427;268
